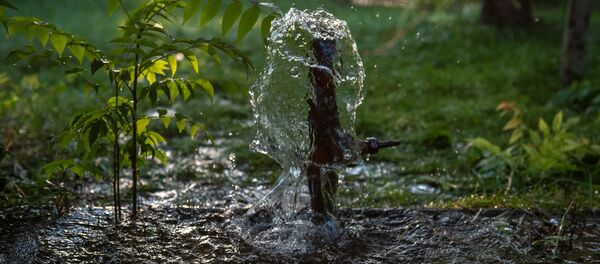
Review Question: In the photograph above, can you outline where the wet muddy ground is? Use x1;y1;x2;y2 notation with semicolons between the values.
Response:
1;205;599;263
1;142;599;263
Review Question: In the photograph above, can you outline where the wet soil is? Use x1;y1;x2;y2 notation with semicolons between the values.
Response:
1;206;599;263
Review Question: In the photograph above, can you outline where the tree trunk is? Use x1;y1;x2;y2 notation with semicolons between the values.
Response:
481;0;532;26
561;0;591;87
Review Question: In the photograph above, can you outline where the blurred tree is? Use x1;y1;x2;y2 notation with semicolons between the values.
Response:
481;0;532;26
561;0;591;86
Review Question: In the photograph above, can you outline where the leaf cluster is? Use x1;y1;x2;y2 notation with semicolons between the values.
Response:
3;0;280;190
470;102;600;192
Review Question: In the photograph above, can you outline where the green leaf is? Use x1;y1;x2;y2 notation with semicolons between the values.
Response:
538;118;549;135
43;160;78;178
88;120;107;147
148;85;158;103
146;131;166;144
522;144;538;157
64;67;84;75
168;54;177;77
155;148;167;164
68;45;85;64
552;111;563;132
69;164;85;177
190;123;199;139
502;117;521;131
195;79;214;98
25;26;36;41
221;0;242;35
183;0;202;25
185;53;199;73
0;0;18;10
160;115;171;128
7;21;25;36
177;81;191;101
50;33;67;57
471;137;501;155
148;59;168;75
199;0;221;27
202;46;221;65
508;129;522;145
91;59;105;75
1;8;11;33
261;15;275;40
36;27;49;47
146;72;156;84
108;0;119;15
136;118;150;135
107;96;133;107
167;80;179;103
237;5;260;42
176;119;186;133
529;130;541;145
0;9;6;33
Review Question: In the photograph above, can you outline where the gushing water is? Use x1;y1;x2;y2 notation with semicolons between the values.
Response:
250;8;364;167
242;8;365;254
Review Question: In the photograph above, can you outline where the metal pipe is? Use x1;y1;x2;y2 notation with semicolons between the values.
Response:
307;38;342;215
307;39;400;216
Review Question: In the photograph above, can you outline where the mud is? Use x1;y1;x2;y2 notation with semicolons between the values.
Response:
1;206;599;263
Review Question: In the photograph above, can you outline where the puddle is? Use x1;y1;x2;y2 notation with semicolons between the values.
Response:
1;207;598;263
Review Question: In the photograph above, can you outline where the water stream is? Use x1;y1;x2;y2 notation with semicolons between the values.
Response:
242;8;366;254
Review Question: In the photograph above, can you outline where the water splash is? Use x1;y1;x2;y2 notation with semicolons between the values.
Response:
242;8;365;254
250;7;365;168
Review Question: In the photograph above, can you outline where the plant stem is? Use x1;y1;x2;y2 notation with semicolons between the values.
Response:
113;80;121;223
113;135;119;224
131;33;141;218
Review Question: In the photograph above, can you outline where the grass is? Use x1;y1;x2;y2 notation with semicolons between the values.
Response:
1;0;599;209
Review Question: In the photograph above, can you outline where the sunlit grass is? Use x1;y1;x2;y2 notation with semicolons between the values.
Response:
1;1;599;209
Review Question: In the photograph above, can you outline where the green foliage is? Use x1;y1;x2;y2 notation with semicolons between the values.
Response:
470;102;600;193
222;0;242;35
199;0;221;26
3;0;281;214
3;0;599;211
237;4;260;42
551;80;600;115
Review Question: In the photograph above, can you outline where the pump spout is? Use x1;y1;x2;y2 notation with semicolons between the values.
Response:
360;137;401;155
